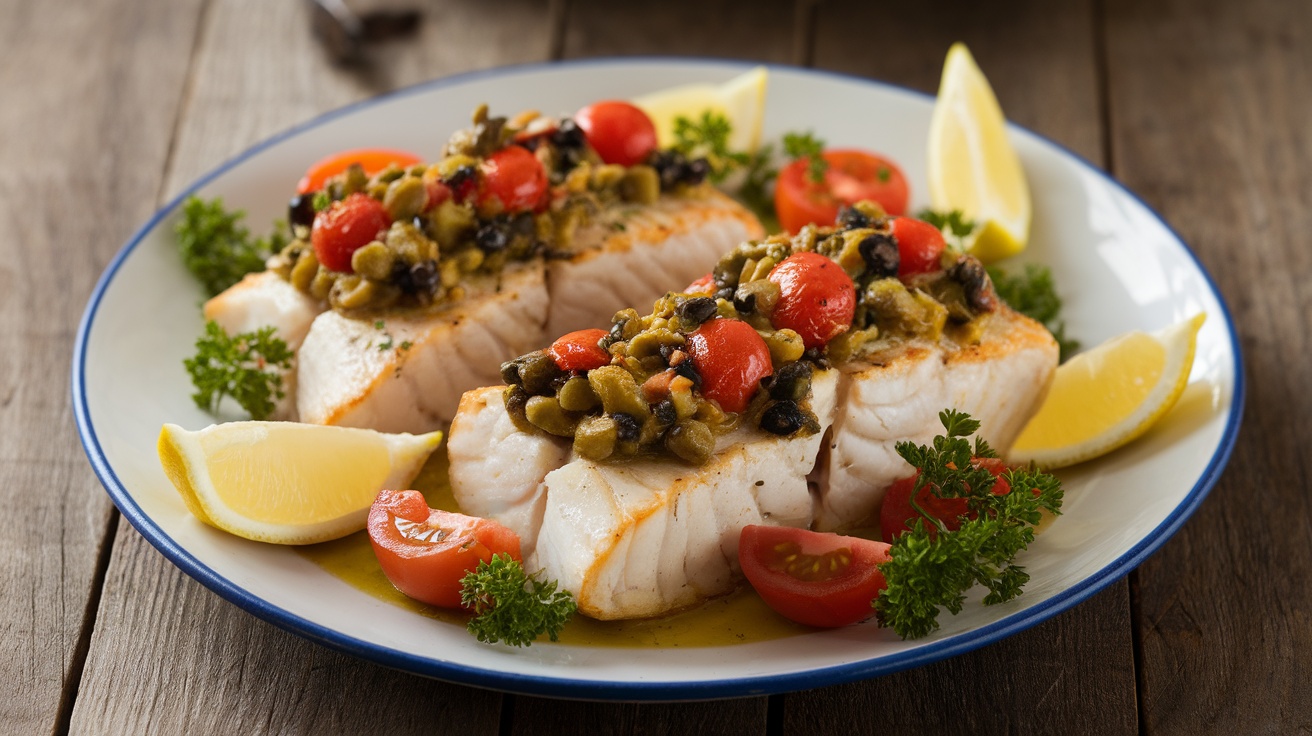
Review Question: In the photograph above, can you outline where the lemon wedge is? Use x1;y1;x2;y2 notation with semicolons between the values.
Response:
928;43;1031;262
1009;314;1206;469
158;422;441;545
632;66;768;152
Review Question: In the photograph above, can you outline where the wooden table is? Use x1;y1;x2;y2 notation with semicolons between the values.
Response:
5;0;1307;732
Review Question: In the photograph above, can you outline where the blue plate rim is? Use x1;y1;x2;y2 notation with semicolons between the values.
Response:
72;56;1245;701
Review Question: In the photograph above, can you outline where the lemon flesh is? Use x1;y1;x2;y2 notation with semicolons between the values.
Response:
928;43;1031;262
159;422;442;545
1009;314;1206;469
632;66;768;152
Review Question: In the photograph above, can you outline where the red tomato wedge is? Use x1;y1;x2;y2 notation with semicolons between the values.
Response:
767;252;856;349
684;273;716;296
879;457;1012;542
297;148;423;194
367;490;522;609
686;318;773;414
310;192;391;273
890;216;948;277
574;101;658;167
549;328;611;372
775;149;909;233
478;145;548;213
740;525;891;628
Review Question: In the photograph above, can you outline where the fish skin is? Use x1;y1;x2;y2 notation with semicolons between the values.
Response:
296;263;548;433
815;307;1058;530
202;271;323;420
544;190;764;336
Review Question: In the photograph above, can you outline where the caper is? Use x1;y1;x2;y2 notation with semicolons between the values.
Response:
332;274;382;310
587;365;650;418
432;200;476;247
439;258;463;288
384;176;427;221
627;328;684;360
525;396;579;437
591;164;626;191
351;241;394;281
511;351;564;396
455;247;485;273
665;419;714;465
290;248;320;292
309;268;336;300
573;415;618;461
612;412;642;442
558;376;600;412
763;328;805;365
760;400;807;436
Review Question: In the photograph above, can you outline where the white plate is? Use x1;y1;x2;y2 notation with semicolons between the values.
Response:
73;59;1243;700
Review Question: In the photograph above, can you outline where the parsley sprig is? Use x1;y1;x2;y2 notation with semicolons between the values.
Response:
874;410;1063;639
184;320;293;420
782;131;827;183
460;554;576;647
175;196;287;297
987;263;1081;361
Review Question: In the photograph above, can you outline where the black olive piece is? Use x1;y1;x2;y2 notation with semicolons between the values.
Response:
858;232;900;279
510;212;536;235
653;400;677;426
288;194;317;229
443;165;477;192
552;119;587;150
949;257;998;313
714;286;735;302
677;296;718;326
733;291;757;315
674;360;702;390
801;346;830;369
760;400;806;436
836;205;871;230
475;222;510;252
392;259;440;296
769;361;813;402
612;412;642;443
684;158;711;185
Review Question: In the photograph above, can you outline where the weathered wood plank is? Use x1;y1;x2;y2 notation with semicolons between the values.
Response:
1103;0;1312;730
0;0;206;731
69;0;557;732
783;2;1140;733
560;0;797;63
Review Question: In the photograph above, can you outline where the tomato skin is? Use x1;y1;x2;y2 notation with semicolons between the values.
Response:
574;101;658;167
549;328;611;372
297;148;422;194
368;490;522;609
685;273;716;295
879;457;1012;542
310;193;391;273
686;318;773;414
774;149;910;233
478;145;548;212
890;216;948;277
767;252;856;349
739;525;891;628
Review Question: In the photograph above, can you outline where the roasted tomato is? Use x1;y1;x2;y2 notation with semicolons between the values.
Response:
549;328;611;372
310;192;391;273
879;457;1012;542
684;273;716;295
368;489;522;609
890;216;948;277
775;149;909;233
479;145;548;212
740;525;892;628
574;101;659;167
297;148;422;195
767;252;856;349
686;318;773;414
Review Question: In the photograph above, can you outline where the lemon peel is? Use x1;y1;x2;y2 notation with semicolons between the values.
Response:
632;66;768;152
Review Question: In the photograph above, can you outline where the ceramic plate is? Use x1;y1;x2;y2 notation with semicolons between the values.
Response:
73;59;1242;700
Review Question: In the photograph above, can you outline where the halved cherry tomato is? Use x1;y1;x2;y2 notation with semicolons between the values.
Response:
685;273;716;295
549;328;611;372
310;192;391;273
879;457;1012;542
740;525;891;628
774;149;909;233
478;145;548;213
767;252;856;349
574;101;658;167
686;318;772;413
297;148;423;194
890;216;947;277
367;489;522;609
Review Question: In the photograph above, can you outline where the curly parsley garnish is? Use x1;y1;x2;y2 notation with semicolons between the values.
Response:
874;410;1063;640
987;263;1080;361
460;554;576;647
184;320;293;420
782;130;827;183
175;196;287;297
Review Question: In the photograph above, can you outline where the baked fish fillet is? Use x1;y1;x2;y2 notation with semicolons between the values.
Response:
816;306;1058;530
450;371;837;620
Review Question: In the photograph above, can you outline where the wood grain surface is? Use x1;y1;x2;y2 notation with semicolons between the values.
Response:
3;0;1306;733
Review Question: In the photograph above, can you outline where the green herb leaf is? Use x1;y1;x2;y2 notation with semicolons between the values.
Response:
782;131;827;183
986;263;1081;361
873;410;1063;639
916;208;977;239
184;320;293;420
460;554;576;647
175;196;287;297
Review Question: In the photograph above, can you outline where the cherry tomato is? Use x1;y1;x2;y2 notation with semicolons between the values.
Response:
739;525;891;628
685;273;716;295
422;177;453;211
686;318;772;414
478;145;548;213
297;148;422;194
549;328;611;372
310;193;391;273
368;489;522;609
767;252;856;349
774;149;909;233
879;457;1012;542
890;216;948;276
574;101;658;167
